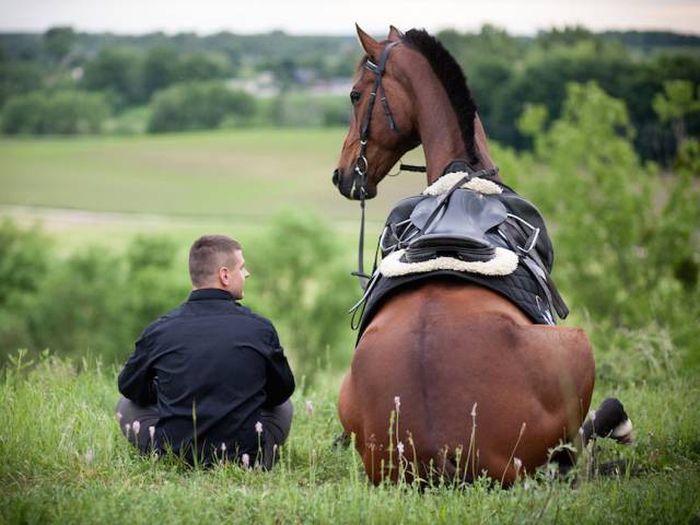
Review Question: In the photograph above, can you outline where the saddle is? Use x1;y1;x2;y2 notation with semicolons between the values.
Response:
352;164;568;335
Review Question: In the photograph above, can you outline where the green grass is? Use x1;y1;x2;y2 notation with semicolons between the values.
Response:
1;354;699;524
0;128;426;223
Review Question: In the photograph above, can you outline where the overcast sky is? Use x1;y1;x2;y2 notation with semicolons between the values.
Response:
1;0;699;36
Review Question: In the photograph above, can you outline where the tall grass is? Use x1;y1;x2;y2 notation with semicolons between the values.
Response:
1;352;698;524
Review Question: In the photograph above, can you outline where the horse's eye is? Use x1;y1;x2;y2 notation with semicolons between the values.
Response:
350;91;361;105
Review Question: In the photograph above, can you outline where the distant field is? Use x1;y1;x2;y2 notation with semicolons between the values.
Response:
0;128;427;225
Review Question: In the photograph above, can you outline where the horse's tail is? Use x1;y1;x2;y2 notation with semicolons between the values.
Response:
580;397;634;445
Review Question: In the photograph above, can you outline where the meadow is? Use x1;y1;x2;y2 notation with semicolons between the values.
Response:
1;119;699;523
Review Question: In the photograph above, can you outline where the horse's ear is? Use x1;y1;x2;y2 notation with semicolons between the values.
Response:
356;24;381;60
388;25;404;41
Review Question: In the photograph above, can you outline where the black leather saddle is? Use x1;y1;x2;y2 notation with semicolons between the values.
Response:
351;166;569;334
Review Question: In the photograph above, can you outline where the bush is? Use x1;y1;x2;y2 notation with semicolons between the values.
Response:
517;82;700;369
1;90;109;134
148;81;256;132
239;213;358;380
0;218;356;381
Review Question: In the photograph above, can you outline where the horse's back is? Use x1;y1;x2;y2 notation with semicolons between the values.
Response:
339;280;595;484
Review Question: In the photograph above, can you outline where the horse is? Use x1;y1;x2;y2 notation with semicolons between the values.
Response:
331;25;633;486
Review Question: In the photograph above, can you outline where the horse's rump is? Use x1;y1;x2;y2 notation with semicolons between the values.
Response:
340;280;595;485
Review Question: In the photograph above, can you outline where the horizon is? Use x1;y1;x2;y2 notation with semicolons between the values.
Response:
1;0;699;37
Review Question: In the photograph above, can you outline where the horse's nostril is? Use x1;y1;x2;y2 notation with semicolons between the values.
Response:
332;169;340;187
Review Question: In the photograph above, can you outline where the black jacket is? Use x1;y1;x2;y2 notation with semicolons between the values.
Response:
118;288;295;461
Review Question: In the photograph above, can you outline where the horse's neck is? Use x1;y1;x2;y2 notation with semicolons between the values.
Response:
408;62;495;184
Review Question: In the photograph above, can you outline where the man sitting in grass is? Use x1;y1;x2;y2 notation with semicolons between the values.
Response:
116;234;295;468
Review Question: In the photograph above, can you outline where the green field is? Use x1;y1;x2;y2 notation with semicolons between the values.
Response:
0;128;430;257
0;129;426;222
1;356;698;524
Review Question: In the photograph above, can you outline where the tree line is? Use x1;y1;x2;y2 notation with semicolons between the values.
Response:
1;25;699;164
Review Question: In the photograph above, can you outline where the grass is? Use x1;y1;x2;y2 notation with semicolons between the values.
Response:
1;353;699;524
0;128;427;224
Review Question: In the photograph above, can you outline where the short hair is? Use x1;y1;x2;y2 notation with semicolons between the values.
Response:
188;235;242;287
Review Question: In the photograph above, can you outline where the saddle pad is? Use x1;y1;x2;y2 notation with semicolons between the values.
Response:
356;267;554;339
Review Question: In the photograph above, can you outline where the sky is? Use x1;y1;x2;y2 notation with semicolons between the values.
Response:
1;0;699;36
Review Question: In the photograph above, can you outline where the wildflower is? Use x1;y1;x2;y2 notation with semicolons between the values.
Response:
241;453;250;468
470;402;478;418
221;442;227;455
124;423;131;438
132;420;141;436
84;448;94;464
514;457;522;475
255;421;263;434
116;412;123;422
149;426;156;442
305;400;314;416
394;396;401;411
397;441;405;456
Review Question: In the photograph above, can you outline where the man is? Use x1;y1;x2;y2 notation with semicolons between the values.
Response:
116;234;295;468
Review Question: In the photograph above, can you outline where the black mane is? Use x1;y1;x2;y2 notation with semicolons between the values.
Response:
402;29;478;163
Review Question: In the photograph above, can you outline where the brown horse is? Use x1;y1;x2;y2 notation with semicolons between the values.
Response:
332;26;631;486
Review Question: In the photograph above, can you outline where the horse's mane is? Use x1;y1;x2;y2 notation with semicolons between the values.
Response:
401;29;478;164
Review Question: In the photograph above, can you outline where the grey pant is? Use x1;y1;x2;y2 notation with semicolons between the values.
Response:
115;397;293;468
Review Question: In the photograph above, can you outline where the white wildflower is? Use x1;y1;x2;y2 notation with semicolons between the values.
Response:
241;453;250;468
132;420;141;436
305;400;314;416
255;421;263;434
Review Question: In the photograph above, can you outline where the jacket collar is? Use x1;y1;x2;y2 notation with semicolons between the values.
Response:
188;288;235;302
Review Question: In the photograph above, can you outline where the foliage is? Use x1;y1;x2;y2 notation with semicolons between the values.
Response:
517;82;700;370
1;89;110;134
0;216;357;380
244;213;358;379
43;26;76;64
148;81;256;132
0;61;43;107
81;47;145;107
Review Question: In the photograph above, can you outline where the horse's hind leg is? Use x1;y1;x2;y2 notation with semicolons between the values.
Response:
580;397;634;445
551;397;634;478
336;373;361;450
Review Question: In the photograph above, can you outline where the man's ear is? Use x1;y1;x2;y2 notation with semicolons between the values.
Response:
388;25;404;41
356;24;381;61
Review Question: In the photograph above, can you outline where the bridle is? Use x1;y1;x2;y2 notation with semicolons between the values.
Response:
351;41;402;289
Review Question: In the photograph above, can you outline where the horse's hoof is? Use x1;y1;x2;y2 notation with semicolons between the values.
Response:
332;431;351;449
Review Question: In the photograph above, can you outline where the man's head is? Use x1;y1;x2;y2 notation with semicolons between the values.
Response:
188;235;250;299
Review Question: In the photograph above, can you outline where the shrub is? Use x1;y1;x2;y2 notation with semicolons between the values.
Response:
148;81;256;132
518;82;699;368
244;213;357;380
1;90;109;134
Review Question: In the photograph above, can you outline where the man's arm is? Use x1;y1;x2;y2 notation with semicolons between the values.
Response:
118;330;157;406
262;325;295;408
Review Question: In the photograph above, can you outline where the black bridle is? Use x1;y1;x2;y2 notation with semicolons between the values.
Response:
351;41;401;289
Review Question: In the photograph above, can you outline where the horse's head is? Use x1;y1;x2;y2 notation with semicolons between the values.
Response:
332;25;421;200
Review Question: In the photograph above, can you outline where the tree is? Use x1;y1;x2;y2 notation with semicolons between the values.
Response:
653;80;700;144
43;26;76;63
142;47;179;100
81;48;144;106
147;81;256;132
